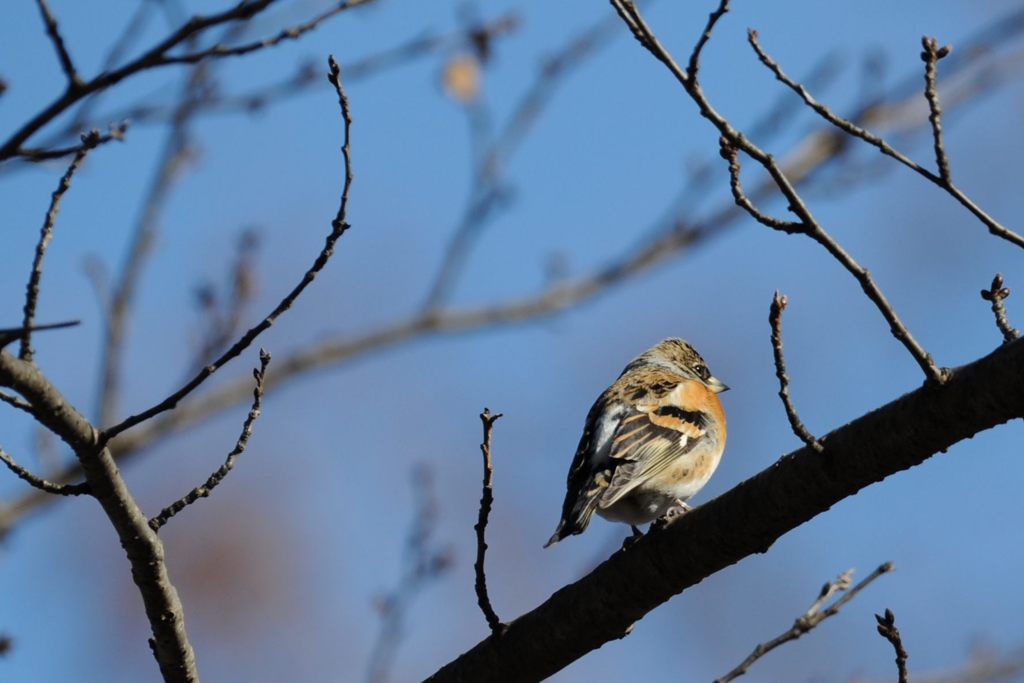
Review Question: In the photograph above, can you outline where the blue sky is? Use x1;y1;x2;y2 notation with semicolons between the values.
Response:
2;1;1024;681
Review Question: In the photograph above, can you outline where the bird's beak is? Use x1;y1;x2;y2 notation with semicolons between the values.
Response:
707;375;730;393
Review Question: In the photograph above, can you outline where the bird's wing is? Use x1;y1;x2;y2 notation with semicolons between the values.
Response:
544;391;624;546
600;377;712;508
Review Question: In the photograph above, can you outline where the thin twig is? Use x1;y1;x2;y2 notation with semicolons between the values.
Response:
769;292;823;452
20;132;101;362
0;446;90;497
0;320;80;349
101;55;355;442
17;123;127;162
0;390;35;415
474;408;504;637
746;27;1024;250
921;36;952;183
875;608;910;683
714;562;894;683
34;0;83;89
687;0;732;81
720;140;802;232
981;274;1020;344
56;0;156;139
149;349;269;531
158;0;375;66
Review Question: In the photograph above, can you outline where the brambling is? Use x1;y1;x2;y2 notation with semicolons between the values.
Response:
545;338;728;547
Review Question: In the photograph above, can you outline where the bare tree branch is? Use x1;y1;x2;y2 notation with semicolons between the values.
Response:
720;140;801;232
100;55;355;442
157;0;375;66
0;321;79;349
1;0;279;161
0;390;35;415
149;349;269;532
875;608;910;683
16;123;127;162
921;36;952;184
1;0;374;162
768;292;823;453
981;274;1020;344
715;563;892;683
34;0;83;89
0;351;199;681
747;27;1024;251
426;338;1024;682
614;0;945;384
19;130;102;363
721;135;943;383
473;408;504;638
52;1;165;154
0;446;90;497
14;14;519;162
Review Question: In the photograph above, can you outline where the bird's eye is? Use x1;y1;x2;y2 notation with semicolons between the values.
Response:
696;364;709;379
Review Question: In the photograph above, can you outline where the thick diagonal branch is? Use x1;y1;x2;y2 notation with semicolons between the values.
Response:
426;338;1024;682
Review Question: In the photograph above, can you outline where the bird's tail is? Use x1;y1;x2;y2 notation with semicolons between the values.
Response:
543;492;600;548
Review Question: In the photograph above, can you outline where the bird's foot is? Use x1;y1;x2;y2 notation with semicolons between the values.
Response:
620;525;645;550
652;500;693;530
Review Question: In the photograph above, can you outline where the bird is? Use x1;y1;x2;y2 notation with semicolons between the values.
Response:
545;338;728;547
